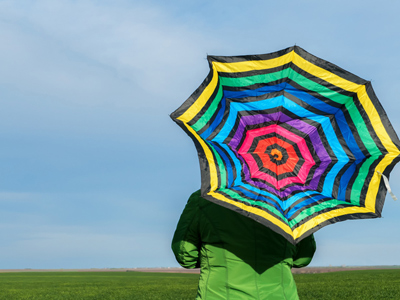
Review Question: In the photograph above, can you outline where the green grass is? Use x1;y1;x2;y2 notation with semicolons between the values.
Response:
0;272;198;300
295;269;400;300
0;269;399;299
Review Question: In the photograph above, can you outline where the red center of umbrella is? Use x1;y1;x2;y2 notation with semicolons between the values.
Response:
237;125;316;189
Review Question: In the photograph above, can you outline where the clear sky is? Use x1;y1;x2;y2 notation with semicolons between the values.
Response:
0;0;400;269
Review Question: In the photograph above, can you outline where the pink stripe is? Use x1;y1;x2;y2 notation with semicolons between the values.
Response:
238;125;278;154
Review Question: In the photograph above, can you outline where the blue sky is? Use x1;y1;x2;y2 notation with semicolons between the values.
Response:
0;0;400;269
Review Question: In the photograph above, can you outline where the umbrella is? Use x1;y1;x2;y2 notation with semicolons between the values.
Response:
171;46;400;244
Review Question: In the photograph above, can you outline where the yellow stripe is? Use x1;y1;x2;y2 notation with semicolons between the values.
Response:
212;51;294;73
365;154;398;210
209;191;294;237
292;53;361;92
182;123;218;191
177;66;219;123
357;86;400;154
292;206;372;240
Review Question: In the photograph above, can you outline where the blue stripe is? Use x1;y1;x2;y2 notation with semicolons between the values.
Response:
285;193;330;218
200;97;226;140
231;186;284;214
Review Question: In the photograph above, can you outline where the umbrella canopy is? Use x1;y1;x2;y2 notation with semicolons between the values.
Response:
171;46;400;244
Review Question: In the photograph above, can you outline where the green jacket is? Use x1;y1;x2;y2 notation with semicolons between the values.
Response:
172;190;316;300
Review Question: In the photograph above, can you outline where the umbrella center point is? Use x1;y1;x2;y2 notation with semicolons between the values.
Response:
270;149;283;161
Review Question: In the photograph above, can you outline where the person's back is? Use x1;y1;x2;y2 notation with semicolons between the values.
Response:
172;190;316;299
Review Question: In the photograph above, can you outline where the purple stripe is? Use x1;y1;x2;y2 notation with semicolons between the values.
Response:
229;112;284;149
228;112;331;161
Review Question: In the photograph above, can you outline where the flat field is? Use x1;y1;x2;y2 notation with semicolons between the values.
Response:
0;269;399;299
0;272;198;300
294;269;400;299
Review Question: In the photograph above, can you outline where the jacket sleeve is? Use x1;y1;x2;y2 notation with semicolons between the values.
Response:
292;234;316;268
171;191;201;269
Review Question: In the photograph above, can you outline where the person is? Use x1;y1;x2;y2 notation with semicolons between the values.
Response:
172;190;316;300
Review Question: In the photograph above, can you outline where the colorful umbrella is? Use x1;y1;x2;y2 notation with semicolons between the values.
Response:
171;46;400;244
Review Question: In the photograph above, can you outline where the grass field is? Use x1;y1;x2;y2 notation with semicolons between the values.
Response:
0;269;399;299
294;269;400;299
0;271;198;300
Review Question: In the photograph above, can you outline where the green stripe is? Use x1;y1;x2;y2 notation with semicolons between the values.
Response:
289;70;351;105
350;156;377;205
344;101;381;156
218;188;288;224
219;68;352;105
220;68;291;88
288;199;350;227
